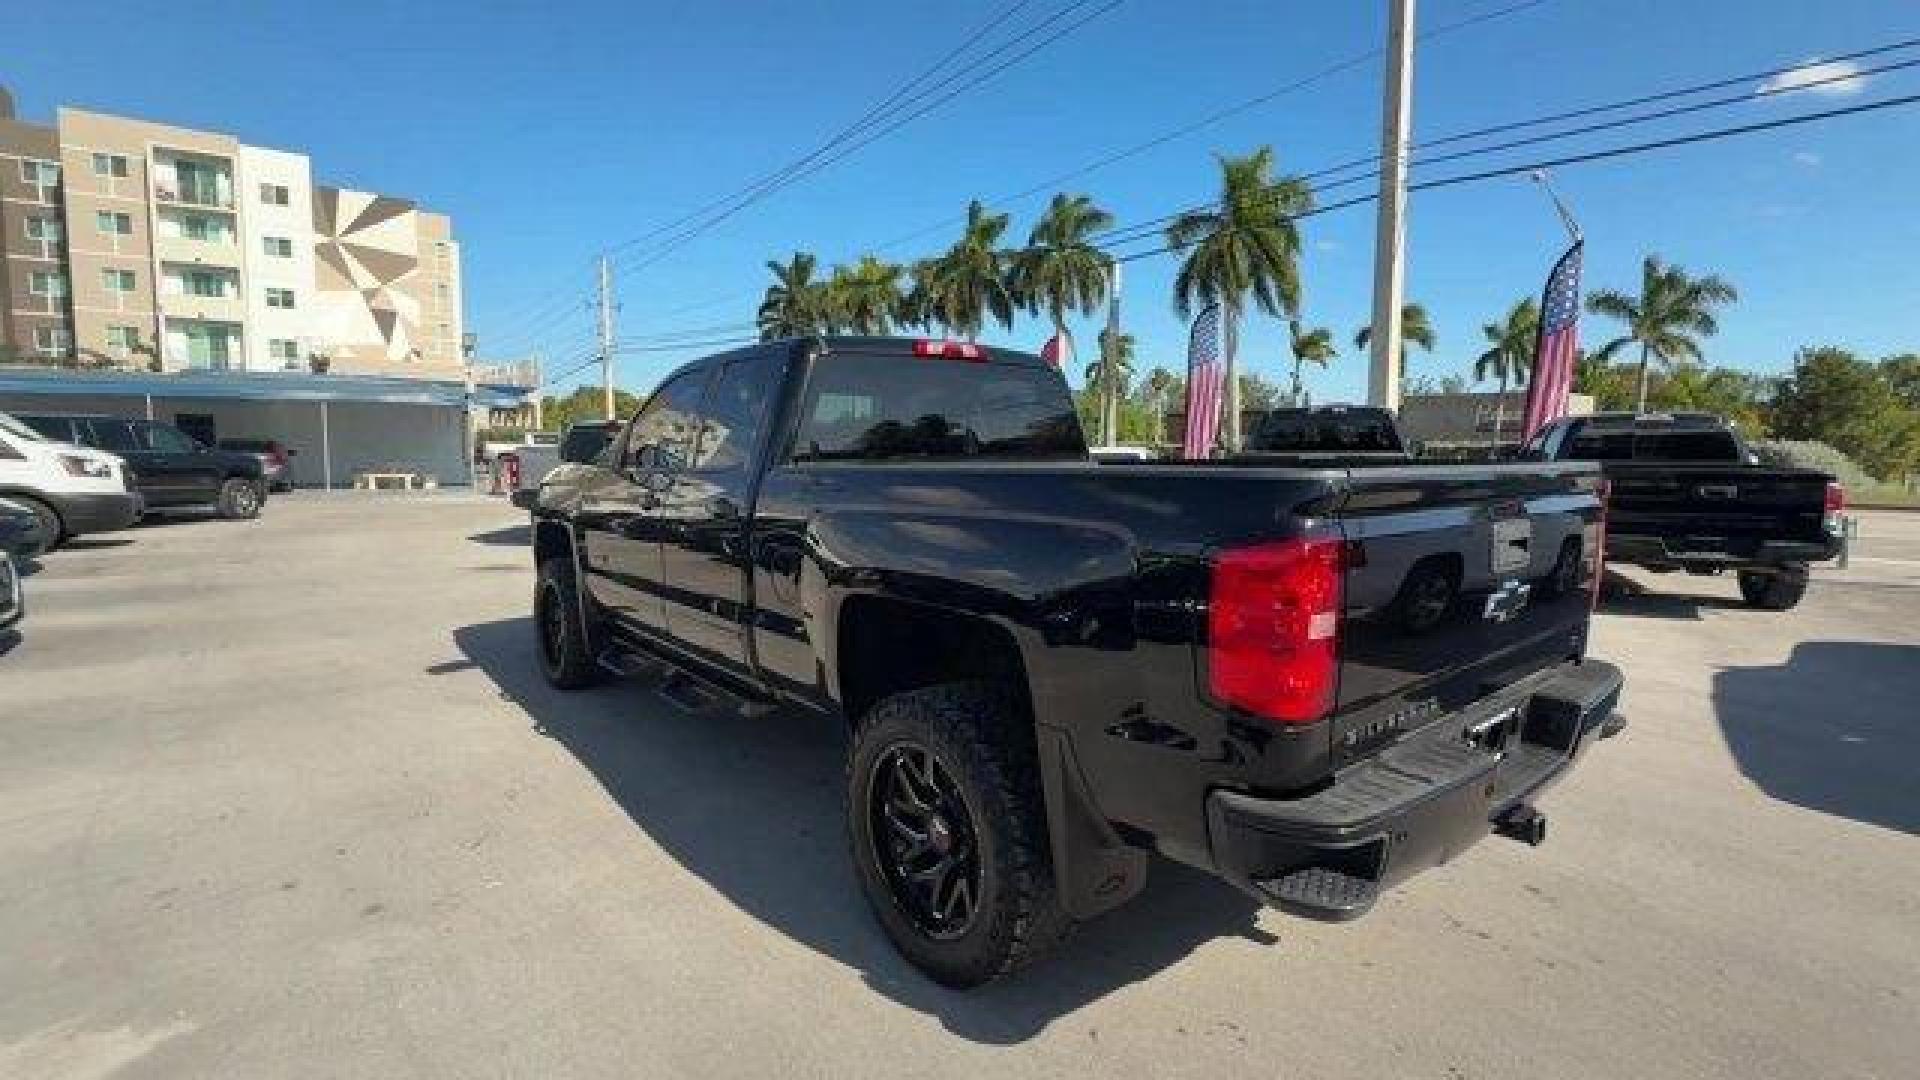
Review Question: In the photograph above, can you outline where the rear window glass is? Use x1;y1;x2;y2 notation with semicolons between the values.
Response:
793;353;1084;462
16;415;69;442
1245;409;1402;453
1633;430;1740;461
90;421;141;454
1562;427;1740;461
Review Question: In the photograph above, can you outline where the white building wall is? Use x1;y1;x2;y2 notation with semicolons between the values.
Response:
237;145;316;372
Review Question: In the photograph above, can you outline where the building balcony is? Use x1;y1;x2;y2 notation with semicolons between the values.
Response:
153;185;235;211
159;291;245;324
154;234;241;267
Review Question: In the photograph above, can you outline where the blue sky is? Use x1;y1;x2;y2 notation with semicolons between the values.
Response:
5;0;1917;401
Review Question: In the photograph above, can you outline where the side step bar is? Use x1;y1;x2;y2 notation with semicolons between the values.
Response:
595;642;779;719
1252;866;1380;922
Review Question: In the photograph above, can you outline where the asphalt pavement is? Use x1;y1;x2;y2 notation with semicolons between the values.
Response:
1;497;1914;1079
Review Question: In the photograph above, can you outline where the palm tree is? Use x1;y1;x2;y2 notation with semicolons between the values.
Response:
1083;331;1135;444
1011;193;1114;422
1139;367;1180;444
1353;302;1437;389
756;251;828;340
825;255;902;336
1586;255;1739;412
1475;297;1539;448
1166;146;1313;452
896;259;943;332
1286;320;1337;406
926;199;1017;342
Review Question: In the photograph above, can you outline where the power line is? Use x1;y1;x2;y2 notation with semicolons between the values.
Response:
1089;43;1920;250
1107;90;1920;266
609;0;1122;278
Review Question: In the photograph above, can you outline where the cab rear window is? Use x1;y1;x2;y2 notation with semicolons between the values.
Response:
793;353;1085;461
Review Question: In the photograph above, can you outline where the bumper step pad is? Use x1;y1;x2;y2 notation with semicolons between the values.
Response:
1253;865;1380;921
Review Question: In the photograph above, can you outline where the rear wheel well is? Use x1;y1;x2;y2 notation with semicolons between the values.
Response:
837;596;1030;729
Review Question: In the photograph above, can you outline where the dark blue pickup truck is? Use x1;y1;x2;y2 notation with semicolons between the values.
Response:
527;336;1625;986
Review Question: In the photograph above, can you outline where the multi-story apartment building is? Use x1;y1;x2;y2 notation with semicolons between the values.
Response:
0;91;466;381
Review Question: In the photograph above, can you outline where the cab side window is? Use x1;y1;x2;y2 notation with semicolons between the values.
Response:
624;368;709;472
692;355;780;472
88;420;141;455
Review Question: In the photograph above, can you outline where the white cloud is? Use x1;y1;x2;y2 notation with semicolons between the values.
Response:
1314;239;1340;253
1757;58;1868;98
1791;150;1822;168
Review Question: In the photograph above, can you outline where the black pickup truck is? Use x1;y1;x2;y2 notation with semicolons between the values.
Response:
527;336;1625;986
1523;412;1844;610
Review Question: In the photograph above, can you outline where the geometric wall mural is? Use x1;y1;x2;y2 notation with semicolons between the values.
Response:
312;187;425;367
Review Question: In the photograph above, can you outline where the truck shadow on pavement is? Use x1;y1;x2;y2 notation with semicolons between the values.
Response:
451;617;1275;1043
1714;640;1920;835
1596;570;1748;620
467;524;531;546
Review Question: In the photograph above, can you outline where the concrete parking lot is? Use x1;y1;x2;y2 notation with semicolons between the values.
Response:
2;497;1915;1079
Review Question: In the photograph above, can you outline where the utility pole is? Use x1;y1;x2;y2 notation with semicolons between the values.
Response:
596;255;617;420
1366;0;1416;412
1101;258;1122;445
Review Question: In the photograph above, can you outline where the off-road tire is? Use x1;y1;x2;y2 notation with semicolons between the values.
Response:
847;680;1072;988
215;477;262;520
1738;566;1808;611
535;556;605;690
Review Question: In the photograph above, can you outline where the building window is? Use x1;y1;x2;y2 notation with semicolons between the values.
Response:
269;338;300;364
102;268;137;293
106;325;141;351
34;325;73;354
91;152;131;178
259;183;290;206
96;210;134;235
20;160;60;186
182;270;229;297
29;271;68;297
265;287;295;309
24;216;62;242
263;236;293;258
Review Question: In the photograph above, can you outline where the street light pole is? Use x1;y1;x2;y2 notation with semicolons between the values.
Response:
1366;0;1417;412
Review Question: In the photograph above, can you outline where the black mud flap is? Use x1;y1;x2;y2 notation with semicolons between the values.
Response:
1037;726;1149;920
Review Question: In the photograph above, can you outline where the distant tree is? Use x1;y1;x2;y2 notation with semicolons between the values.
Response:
1585;255;1738;412
1475;297;1539;444
1354;302;1437;390
1881;353;1920;410
540;386;643;430
1012;193;1115;431
1286;320;1337;405
1083;331;1136;444
1167;146;1313;451
825;256;902;336
1770;346;1920;480
757;251;829;340
926;199;1017;341
1238;371;1283;411
1135;366;1183;443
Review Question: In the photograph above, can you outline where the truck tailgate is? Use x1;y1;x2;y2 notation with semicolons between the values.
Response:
1606;465;1831;552
1330;464;1604;768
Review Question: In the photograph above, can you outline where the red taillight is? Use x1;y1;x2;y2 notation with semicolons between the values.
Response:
1824;481;1845;515
1207;536;1343;725
912;339;988;361
270;446;289;468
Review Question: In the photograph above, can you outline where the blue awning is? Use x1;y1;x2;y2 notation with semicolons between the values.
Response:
0;367;533;408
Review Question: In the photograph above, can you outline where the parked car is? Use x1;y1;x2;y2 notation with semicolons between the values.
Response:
1523;411;1844;609
0;410;143;548
527;336;1625;987
508;420;621;509
217;438;296;491
1;496;53;562
16;414;268;520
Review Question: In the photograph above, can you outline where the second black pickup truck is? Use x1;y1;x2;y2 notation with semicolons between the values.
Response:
528;336;1625;986
1523;411;1844;609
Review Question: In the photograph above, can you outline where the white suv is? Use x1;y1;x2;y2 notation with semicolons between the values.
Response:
0;410;143;548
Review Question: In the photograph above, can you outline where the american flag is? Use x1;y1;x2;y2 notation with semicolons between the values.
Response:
1521;240;1584;442
1182;303;1224;459
1039;332;1069;369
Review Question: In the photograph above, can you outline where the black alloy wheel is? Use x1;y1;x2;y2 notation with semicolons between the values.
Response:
867;742;983;940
